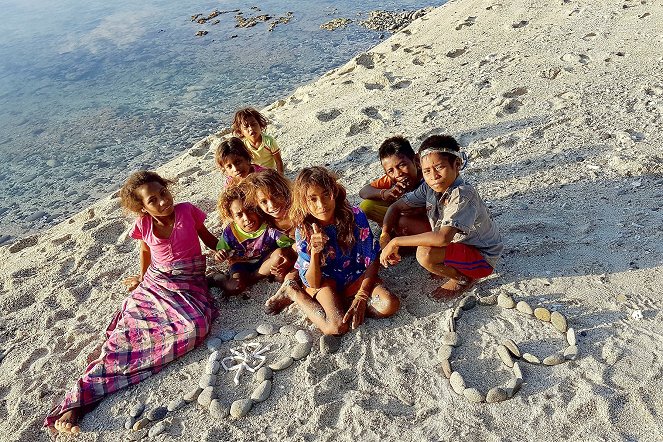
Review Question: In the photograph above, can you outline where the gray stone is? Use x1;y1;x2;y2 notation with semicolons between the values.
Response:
478;294;497;306
208;351;221;363
183;387;202;402
486;387;508;403
251;380;272;402
257;323;277;335
459;295;476;310
516;300;533;315
129;402;145;418
449;371;465;395
501;339;521;358
453;306;463;320
292;342;313;360
197;386;216;407
534;307;551;322
463;388;485;403
269;356;294;371
234;329;259;340
256;366;273;382
206;337;223;351
206;360;220;375
230;399;253;418
441;359;452;379
132;417;150;431
124;416;135;430
148;421;167;438
442;331;459;347
437;345;453;361
209;399;229;419
497;293;516;308
146;406;167;421
564;345;579;360
567;327;577;346
320;334;342;354
295;329;313;343
279;324;298;336
167;397;186;412
199;374;216;389
505;377;523;398
496;344;514;367
513;361;523;380
550;311;568;332
522;353;540;364
219;330;236;341
543;353;565;366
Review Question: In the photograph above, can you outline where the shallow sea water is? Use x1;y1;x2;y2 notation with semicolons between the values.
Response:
0;0;441;243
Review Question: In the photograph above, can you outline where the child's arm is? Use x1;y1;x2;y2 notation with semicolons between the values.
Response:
343;259;380;329
197;224;220;250
123;240;151;291
380;198;411;247
359;183;383;200
273;150;284;174
303;223;326;288
380;226;460;267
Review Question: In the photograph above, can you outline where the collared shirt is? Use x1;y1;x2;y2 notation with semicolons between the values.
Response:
241;134;280;170
402;177;503;266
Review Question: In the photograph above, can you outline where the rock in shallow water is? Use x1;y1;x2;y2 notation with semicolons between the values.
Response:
230;399;253;418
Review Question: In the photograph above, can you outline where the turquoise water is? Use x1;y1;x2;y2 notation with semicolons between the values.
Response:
0;0;441;243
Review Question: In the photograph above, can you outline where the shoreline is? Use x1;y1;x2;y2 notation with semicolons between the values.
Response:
2;0;663;440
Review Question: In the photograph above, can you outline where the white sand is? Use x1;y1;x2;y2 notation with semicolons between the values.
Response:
2;0;662;440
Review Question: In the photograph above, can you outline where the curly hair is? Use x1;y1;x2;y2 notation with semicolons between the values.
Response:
245;170;292;218
214;136;252;168
290;166;355;254
119;171;174;216
232;107;268;136
217;182;256;223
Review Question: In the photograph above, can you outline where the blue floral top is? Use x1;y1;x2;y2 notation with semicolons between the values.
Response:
295;207;379;291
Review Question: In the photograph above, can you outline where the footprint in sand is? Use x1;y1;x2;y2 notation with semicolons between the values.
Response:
90;220;126;245
495;98;523;117
582;32;597;41
361;107;381;119
364;82;385;91
355;53;377;69
316;109;342;122
19;347;51;374
8;235;38;253
503;87;528;98
455;16;476;30
347;120;372;136
391;80;411;90
446;48;467;58
177;166;202;179
512;20;529;28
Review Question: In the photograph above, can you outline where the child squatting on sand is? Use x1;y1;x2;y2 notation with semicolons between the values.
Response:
380;135;503;299
233;107;284;173
213;182;295;295
279;166;400;335
215;136;266;188
45;171;220;435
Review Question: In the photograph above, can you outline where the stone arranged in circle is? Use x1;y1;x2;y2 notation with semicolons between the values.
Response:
292;342;313;360
513;361;523;380
486;387;508;403
209;399;229;419
295;329;312;344
257;323;278;335
449;371;465;395
206;360;220;375
463;387;485;403
497;293;516;308
279;324;298;336
129;402;145;418
167;397;186;412
437;345;453;361
147;405;167;421
534;307;551;322
441;359;452;379
132;417;150;431
478;294;497;306
206;337;223;351
522;353;540;364
567;327;577;346
550;311;567;332
218;330;236;342
148;421;168;438
516;300;533;315
543;353;565;366
197;386;216;407
320;334;342;354
442;331;459;347
502;339;521;358
124;416;135;430
505;377;523;398
269;356;294;371
564;345;578;360
234;329;259;341
496;344;514;367
199;374;216;389
251;380;272;402
256;366;273;382
230;399;253;418
184;387;202;402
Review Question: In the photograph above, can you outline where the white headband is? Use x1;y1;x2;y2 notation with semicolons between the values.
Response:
419;147;463;159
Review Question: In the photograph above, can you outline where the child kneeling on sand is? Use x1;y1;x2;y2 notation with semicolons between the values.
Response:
215;136;266;188
380;135;503;299
214;182;295;295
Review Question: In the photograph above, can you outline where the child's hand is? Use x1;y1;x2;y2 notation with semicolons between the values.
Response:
270;255;290;279
123;275;142;292
309;223;328;255
379;239;401;267
213;250;230;262
343;289;369;329
379;231;391;249
383;181;407;202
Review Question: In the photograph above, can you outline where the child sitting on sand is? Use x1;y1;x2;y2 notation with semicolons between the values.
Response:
380;135;503;299
283;166;400;335
215;136;266;187
45;171;221;435
358;135;430;235
214;182;295;295
246;169;295;237
233;107;284;173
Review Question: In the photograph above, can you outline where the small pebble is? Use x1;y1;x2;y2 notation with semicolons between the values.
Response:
292;342;313;360
486;387;508;403
497;293;516;308
516;300;533;315
534;307;551;322
197;386;216;407
206;360;220;375
564;345;579;360
148;421;167;438
437;345;453;361
550;311;567;332
453;306;463;320
132;417;150;431
279;324;298;336
209;399;229;419
234;329;259;340
129;402;145;418
199;374;216;389
567;327;577;346
219;330;236;341
459;295;476;310
257;323;277;335
208;351;221;363
183;387;202;402
449;371;465;395
251;380;272;402
505;377;523;398
295;329;312;344
320;334;342;354
496;344;514;367
206;337;223;351
501;339;521;358
230;399;253;418
543;354;565;366
147;406;167;421
269;356;294;371
124;416;135;430
463;388;485;403
512;361;523;380
522;353;540;364
256;366;273;382
478;294;497;306
167;397;186;412
441;359;452;378
442;331;459;347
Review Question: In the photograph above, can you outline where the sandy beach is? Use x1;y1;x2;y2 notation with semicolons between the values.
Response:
1;0;662;440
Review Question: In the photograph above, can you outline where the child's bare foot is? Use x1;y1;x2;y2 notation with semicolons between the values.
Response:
429;277;476;301
53;409;81;435
264;280;296;315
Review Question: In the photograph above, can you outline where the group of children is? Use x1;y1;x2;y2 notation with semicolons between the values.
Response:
47;107;503;435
